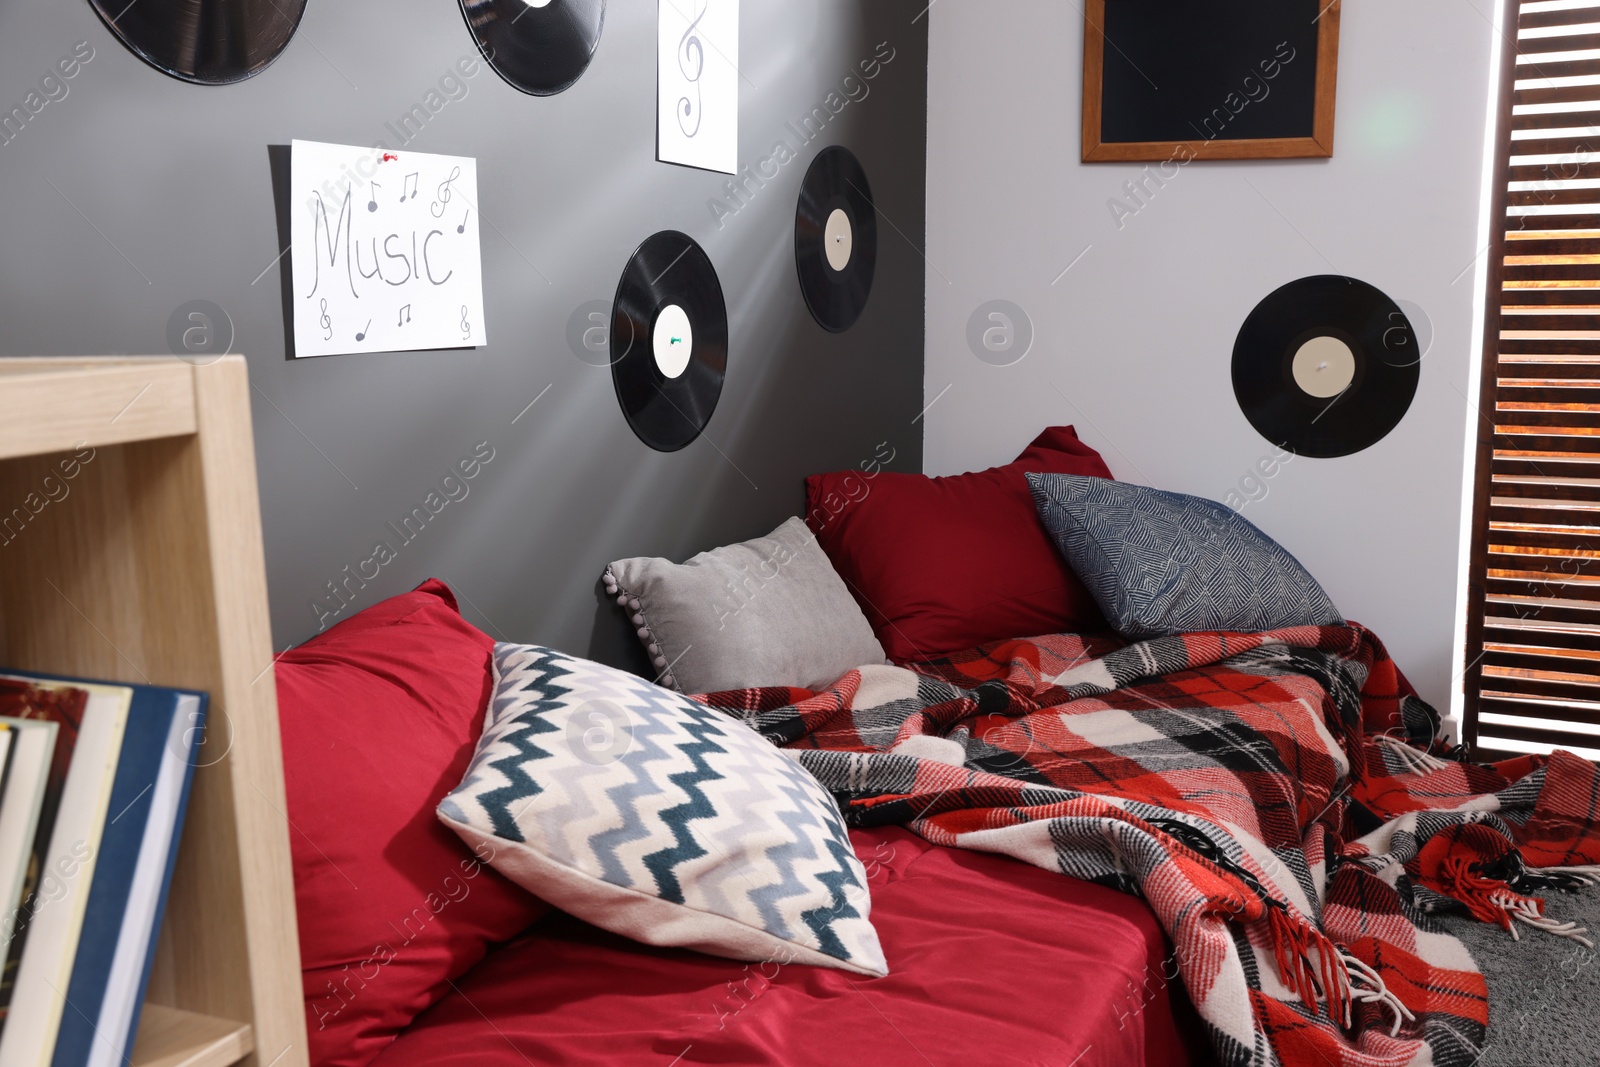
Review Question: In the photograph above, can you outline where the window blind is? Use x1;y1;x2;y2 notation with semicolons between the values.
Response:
1465;0;1600;760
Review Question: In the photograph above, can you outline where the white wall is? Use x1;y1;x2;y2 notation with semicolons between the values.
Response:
924;0;1497;710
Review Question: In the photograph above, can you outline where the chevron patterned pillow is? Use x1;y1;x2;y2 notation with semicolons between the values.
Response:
1028;473;1343;638
437;642;889;977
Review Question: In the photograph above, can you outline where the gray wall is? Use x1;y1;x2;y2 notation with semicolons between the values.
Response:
0;0;928;669
924;0;1494;714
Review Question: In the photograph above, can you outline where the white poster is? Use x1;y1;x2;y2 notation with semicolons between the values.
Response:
289;139;486;359
657;0;739;174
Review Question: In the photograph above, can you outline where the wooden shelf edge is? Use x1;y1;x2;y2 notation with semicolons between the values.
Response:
0;357;201;460
130;1004;254;1067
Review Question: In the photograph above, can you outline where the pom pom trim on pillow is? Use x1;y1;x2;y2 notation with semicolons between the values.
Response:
602;517;887;695
602;566;676;688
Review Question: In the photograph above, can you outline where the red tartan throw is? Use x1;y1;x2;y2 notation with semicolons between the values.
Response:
697;625;1600;1067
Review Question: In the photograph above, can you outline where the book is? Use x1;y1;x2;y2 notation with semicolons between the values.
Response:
0;681;90;1026
0;721;59;956
0;728;13;791
0;728;13;912
0;676;129;1067
48;684;206;1067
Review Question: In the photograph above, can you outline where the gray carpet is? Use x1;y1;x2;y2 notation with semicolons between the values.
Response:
1433;883;1600;1065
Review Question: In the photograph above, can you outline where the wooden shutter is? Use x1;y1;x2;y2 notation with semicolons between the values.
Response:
1465;0;1600;760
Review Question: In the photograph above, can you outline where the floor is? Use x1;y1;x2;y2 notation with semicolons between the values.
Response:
1436;882;1600;1066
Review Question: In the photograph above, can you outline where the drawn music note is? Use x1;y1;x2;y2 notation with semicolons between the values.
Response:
431;166;461;218
367;181;380;212
399;172;419;202
319;298;332;340
397;304;411;326
457;208;470;234
355;318;371;342
460;305;471;339
676;1;708;138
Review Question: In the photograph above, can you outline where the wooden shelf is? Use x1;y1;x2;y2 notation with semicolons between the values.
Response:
131;1006;253;1067
0;358;196;460
0;356;307;1067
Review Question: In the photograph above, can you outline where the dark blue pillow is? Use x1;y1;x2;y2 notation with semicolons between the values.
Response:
1026;473;1343;638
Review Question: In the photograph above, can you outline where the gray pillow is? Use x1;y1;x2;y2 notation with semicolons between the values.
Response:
603;517;888;693
1028;472;1343;638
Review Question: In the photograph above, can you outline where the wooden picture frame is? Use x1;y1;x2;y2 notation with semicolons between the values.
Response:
1082;0;1341;162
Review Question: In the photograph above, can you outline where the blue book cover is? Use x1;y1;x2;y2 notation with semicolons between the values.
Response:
100;692;203;1067
22;673;206;1067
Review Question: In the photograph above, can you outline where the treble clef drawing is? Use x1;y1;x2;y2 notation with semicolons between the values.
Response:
431;166;461;219
676;0;707;138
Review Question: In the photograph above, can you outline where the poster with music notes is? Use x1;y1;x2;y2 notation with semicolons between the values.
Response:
657;0;738;174
289;140;487;358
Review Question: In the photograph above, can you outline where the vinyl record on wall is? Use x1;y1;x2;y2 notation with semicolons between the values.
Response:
88;0;306;84
611;231;728;452
459;0;605;96
795;146;877;333
1232;275;1420;459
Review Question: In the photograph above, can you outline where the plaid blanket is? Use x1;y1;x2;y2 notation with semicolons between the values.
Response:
698;624;1600;1067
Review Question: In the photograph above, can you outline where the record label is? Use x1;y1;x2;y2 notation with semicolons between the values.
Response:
653;305;693;378
460;0;605;96
1291;336;1356;398
825;209;853;272
796;147;877;332
611;231;727;452
1232;276;1420;459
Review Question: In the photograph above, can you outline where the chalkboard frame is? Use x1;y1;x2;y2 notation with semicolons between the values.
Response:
1081;0;1341;162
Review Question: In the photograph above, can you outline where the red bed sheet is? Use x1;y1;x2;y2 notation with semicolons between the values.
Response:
369;827;1212;1067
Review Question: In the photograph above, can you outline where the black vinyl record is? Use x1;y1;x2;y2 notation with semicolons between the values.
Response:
1232;275;1420;459
88;0;305;84
460;0;604;96
795;146;877;333
611;231;728;452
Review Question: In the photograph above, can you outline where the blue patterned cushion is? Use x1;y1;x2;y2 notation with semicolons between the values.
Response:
437;642;887;976
1027;473;1343;638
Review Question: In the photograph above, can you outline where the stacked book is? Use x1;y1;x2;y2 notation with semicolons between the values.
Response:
0;670;206;1067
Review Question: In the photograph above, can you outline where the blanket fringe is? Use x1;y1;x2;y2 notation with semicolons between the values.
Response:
1266;906;1352;1025
1521;864;1600;892
1492;892;1596;950
1374;732;1452;775
1440;857;1597;950
1339;948;1415;1037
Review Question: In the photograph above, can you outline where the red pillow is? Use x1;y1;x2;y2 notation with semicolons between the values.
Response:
806;427;1113;661
277;579;548;1067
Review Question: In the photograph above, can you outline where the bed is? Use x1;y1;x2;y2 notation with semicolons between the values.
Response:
367;859;1600;1066
280;581;1600;1067
369;826;1211;1067
278;430;1600;1067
